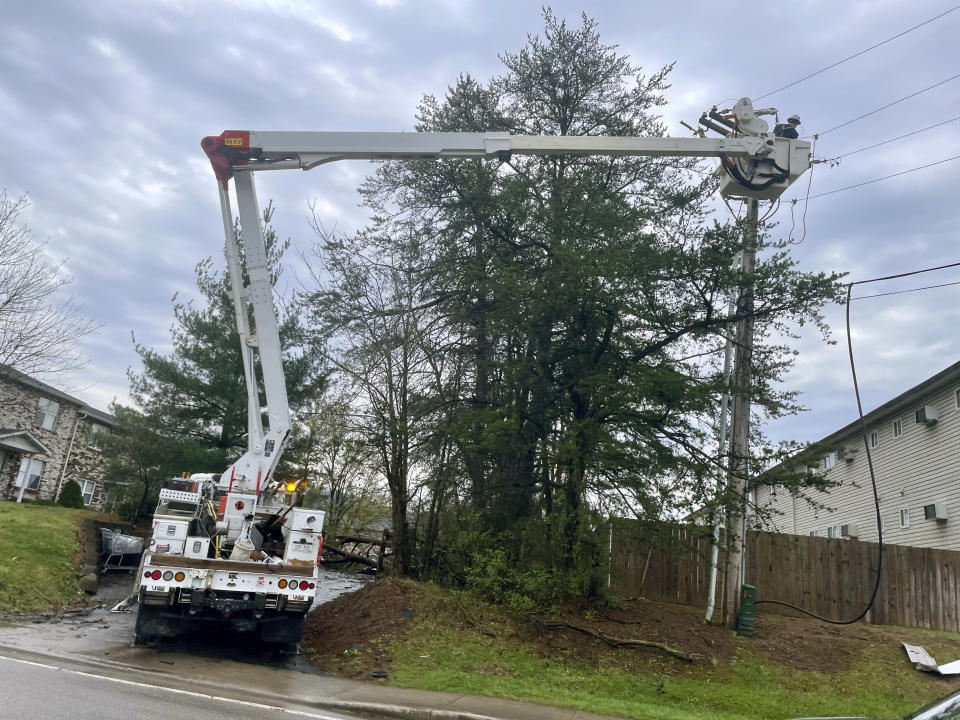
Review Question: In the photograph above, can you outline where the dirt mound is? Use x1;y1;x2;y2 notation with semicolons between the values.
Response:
302;577;416;677
302;577;960;682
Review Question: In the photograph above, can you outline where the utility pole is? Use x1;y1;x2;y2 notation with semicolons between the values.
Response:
704;254;739;624
724;197;759;627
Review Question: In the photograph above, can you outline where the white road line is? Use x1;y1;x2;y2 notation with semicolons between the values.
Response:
0;654;348;720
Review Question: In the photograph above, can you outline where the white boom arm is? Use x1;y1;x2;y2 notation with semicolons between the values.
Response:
215;173;291;500
203;129;809;192
201;97;811;505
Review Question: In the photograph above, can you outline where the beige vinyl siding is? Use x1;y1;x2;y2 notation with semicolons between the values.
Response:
754;381;960;550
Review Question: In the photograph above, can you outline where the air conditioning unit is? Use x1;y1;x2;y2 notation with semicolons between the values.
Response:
916;405;939;424
924;503;949;522
842;447;859;462
840;523;860;539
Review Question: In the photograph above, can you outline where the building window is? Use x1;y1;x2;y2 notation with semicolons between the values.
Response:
893;418;903;438
824;452;836;470
900;508;911;528
34;398;59;430
87;424;110;452
956;388;960;409
870;431;879;448
79;479;96;506
14;458;44;490
809;530;818;537
827;526;837;538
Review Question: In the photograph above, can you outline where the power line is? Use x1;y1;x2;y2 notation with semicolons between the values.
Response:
826;116;960;161
816;72;960;136
755;4;960;101
806;154;960;199
852;278;960;300
851;260;960;286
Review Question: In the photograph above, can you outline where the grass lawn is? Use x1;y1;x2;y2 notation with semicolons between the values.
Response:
0;501;92;612
306;579;960;720
389;612;946;720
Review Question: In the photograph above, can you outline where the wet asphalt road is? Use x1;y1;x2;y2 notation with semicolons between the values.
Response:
0;654;360;720
0;569;368;667
0;568;371;718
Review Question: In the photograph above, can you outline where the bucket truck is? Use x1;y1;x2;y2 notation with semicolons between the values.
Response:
131;97;808;645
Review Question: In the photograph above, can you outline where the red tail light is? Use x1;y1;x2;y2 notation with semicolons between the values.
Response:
308;582;315;589
299;580;309;590
143;571;151;578
151;570;162;580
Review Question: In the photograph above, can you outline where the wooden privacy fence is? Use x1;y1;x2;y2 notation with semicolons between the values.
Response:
609;521;960;632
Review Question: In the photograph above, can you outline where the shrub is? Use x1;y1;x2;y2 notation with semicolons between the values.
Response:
464;549;566;612
58;480;84;508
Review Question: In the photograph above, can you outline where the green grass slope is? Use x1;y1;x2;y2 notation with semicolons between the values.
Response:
0;501;90;612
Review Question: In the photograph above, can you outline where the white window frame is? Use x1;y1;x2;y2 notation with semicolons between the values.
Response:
893;418;903;438
809;529;818;537
87;424;110;452
79;478;96;506
824;452;836;470
35;398;59;431
14;457;44;491
870;431;879;449
900;508;911;528
827;526;837;539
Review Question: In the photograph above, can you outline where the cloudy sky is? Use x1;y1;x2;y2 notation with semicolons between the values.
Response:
3;0;959;446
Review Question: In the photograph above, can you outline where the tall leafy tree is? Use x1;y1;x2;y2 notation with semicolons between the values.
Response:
310;11;843;587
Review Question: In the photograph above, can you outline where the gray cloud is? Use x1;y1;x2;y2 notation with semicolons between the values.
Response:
2;0;957;448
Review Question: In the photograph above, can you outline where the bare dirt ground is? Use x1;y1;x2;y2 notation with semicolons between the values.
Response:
301;577;960;687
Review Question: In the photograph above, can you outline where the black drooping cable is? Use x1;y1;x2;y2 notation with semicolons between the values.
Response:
753;260;960;622
753;281;883;624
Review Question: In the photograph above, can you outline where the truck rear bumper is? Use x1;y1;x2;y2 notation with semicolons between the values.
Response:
137;587;310;643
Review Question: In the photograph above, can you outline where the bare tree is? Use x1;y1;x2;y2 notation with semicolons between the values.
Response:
304;222;444;576
0;190;97;376
298;391;388;539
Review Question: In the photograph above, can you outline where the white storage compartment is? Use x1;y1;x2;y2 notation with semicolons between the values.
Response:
283;508;325;564
184;536;211;558
153;519;188;540
151;539;185;554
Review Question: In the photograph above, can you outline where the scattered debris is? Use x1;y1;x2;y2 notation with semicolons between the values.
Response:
532;618;700;663
903;643;960;675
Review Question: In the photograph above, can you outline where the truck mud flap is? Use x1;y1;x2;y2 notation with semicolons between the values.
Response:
257;615;305;644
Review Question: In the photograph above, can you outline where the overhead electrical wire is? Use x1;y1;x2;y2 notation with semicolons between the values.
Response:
786;137;817;244
816;72;960;136
844;261;960;285
852;278;960;300
826;116;960;161
754;3;960;100
806;154;960;199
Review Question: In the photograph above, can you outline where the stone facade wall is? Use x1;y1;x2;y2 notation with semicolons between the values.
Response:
0;374;111;508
